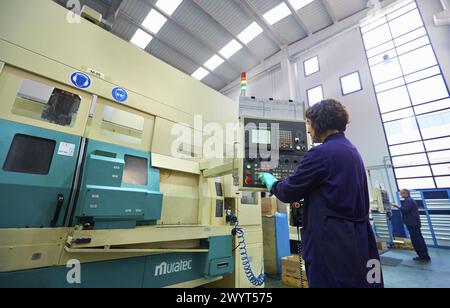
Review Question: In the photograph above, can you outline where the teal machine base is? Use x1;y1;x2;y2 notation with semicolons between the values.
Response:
0;236;233;288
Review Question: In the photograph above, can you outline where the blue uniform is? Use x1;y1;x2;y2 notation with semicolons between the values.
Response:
400;197;421;228
271;133;383;288
401;197;430;260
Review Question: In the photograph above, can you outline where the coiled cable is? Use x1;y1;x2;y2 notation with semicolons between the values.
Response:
233;221;265;287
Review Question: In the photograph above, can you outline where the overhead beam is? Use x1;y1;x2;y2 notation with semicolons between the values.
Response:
192;0;264;64
118;11;229;86
321;0;338;23
144;0;243;76
233;0;286;49
283;0;312;36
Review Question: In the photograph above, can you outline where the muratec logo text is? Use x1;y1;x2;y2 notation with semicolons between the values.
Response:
155;260;193;277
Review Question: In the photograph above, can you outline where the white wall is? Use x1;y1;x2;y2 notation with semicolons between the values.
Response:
221;0;449;197
417;0;450;86
294;27;390;168
221;65;287;102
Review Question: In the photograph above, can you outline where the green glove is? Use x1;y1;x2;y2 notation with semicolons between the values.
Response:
258;173;278;192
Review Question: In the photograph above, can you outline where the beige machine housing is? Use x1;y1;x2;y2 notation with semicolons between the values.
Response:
0;0;264;288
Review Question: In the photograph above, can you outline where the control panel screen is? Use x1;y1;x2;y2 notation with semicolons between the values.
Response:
241;118;308;191
251;129;271;145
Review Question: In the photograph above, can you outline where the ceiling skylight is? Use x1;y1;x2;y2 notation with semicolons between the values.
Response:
130;29;153;49
142;9;167;34
219;40;243;59
204;55;225;71
238;22;264;44
156;0;183;16
289;0;314;11
191;67;209;81
263;3;292;25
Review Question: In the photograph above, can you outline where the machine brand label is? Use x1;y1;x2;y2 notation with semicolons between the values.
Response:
87;68;106;79
154;260;193;277
112;87;128;103
58;142;76;157
70;72;91;89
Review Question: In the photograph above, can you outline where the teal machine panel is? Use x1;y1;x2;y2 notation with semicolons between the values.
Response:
0;119;80;228
73;140;163;229
0;236;233;288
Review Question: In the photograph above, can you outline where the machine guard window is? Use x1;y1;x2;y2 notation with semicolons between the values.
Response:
3;134;56;175
12;78;81;127
123;155;148;186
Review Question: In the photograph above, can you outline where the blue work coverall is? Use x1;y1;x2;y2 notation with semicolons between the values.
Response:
400;197;430;260
271;133;383;288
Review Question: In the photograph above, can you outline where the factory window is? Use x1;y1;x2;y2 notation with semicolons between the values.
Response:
307;85;324;107
13;78;81;127
123;155;148;186
361;0;450;189
340;72;362;96
101;106;144;145
303;56;320;76
3;134;56;175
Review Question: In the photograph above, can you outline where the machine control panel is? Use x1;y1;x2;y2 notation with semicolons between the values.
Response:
239;117;308;191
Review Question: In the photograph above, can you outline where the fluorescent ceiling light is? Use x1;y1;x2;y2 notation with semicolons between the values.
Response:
156;0;183;16
142;9;167;34
238;22;263;44
191;67;209;81
289;0;314;11
204;55;225;71
219;40;242;59
130;29;153;49
263;3;292;25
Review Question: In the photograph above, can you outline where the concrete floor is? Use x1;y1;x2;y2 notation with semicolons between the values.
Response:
265;248;450;288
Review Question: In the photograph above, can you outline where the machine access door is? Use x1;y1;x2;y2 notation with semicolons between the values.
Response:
0;65;91;228
0;120;81;228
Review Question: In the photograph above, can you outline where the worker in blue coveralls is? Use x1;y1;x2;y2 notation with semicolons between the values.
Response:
259;99;383;288
393;189;431;262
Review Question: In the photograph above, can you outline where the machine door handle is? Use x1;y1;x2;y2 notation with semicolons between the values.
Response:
50;194;65;227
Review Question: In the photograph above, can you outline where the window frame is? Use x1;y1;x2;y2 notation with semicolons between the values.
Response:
360;0;450;190
306;85;324;107
340;71;363;96
303;56;320;77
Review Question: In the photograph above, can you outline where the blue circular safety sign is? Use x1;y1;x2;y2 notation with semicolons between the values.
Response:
70;72;91;89
112;87;128;103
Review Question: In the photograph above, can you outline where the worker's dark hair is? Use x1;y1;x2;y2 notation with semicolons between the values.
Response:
305;99;350;137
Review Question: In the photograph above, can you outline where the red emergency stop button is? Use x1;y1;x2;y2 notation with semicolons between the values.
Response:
245;177;253;185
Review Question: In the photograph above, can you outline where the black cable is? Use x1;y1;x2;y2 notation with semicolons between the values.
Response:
297;226;305;289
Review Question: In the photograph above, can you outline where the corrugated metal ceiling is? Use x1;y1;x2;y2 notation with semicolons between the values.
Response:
54;0;375;91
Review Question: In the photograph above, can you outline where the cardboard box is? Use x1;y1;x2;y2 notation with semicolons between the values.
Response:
282;255;307;280
393;237;414;250
377;241;388;251
282;275;309;288
261;197;277;216
262;214;291;277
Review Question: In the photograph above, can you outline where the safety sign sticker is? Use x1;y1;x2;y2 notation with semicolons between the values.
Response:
58;142;76;157
70;72;91;89
112;87;128;103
